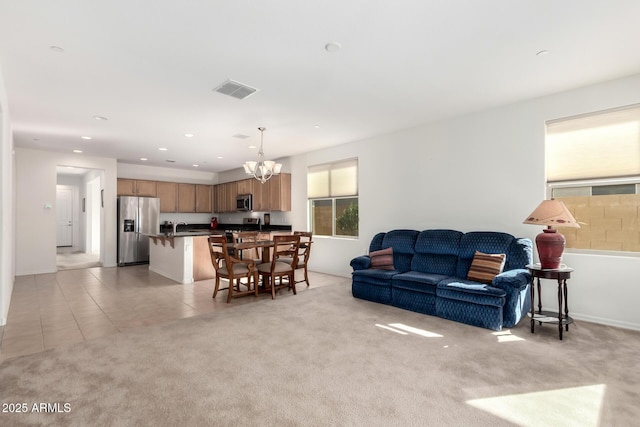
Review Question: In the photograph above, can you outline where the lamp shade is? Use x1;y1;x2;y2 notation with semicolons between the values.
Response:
523;199;579;270
523;199;580;228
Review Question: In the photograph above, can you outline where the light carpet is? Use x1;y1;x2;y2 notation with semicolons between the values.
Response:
1;280;639;426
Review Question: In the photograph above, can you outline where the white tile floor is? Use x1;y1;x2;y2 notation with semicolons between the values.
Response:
0;264;334;361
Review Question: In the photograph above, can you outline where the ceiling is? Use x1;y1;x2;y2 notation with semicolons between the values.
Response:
2;1;640;174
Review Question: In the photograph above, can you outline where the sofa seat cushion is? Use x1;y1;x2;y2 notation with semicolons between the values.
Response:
437;279;506;307
352;269;398;286
391;272;449;294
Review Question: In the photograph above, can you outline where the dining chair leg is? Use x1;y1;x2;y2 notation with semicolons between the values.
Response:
253;272;259;297
226;279;234;303
290;274;297;295
213;277;220;298
304;268;310;287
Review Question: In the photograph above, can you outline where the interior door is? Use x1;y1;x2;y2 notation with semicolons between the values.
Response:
56;187;73;246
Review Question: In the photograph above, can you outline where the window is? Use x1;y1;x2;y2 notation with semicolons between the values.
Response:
308;158;358;237
546;104;640;253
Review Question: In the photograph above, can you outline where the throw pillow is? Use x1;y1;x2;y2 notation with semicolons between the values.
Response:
369;247;394;270
467;251;506;284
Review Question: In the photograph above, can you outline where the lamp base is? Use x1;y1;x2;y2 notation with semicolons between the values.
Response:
536;227;565;269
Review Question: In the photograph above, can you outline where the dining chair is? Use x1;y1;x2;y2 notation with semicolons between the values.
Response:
281;231;313;287
257;234;300;299
208;235;258;303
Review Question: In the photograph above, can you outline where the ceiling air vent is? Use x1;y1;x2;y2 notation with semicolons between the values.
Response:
213;79;258;100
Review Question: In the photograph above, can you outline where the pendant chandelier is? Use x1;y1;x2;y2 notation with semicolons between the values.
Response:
243;127;282;184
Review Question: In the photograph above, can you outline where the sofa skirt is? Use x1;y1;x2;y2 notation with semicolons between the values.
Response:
436;298;503;331
391;287;437;315
352;280;392;304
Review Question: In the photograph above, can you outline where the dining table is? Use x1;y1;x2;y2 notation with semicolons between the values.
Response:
227;240;275;264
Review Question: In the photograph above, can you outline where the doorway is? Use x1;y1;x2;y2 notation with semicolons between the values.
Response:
56;166;104;270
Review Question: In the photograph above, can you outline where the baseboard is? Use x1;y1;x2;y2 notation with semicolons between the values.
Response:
571;313;640;332
148;265;192;284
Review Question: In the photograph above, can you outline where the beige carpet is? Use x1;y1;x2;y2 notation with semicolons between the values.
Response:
1;280;638;426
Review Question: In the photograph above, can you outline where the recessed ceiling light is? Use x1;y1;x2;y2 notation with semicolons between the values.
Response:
325;42;342;52
73;149;82;153
159;147;168;151
536;50;549;57
93;115;108;121
248;145;256;149
81;136;92;140
216;156;224;159
192;164;199;167
184;133;194;138
233;134;250;139
49;46;65;53
140;157;148;161
314;125;320;129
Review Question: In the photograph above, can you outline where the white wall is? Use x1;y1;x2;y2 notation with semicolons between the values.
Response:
15;148;117;274
0;62;14;325
287;73;640;330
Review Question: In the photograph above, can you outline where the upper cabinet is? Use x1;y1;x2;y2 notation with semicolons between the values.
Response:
214;173;291;212
195;185;212;213
135;180;157;197
177;183;196;212
157;182;178;212
117;179;136;196
117;179;157;197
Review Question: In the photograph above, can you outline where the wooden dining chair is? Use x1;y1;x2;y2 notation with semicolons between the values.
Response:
257;234;300;299
208;235;258;303
280;231;313;287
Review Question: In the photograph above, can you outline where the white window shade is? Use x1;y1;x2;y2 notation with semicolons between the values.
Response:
308;159;358;198
546;105;640;182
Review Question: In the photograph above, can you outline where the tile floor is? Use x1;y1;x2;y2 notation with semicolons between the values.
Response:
0;265;335;362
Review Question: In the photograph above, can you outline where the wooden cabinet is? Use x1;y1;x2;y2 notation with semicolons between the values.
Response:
195;185;212;213
214;182;238;213
252;180;269;211
157;181;178;212
117;179;136;196
236;179;254;196
117;178;157;197
135;180;157;197
213;174;291;213
178;183;196;213
268;173;291;211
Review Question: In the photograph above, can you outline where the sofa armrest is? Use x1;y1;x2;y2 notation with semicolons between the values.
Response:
350;255;371;271
492;268;530;290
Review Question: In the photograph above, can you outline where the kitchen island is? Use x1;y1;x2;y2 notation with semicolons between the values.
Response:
148;231;219;284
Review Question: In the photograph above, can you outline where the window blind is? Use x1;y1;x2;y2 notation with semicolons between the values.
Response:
546;104;640;182
308;158;358;198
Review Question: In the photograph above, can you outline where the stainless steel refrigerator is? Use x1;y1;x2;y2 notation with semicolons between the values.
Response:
117;196;160;266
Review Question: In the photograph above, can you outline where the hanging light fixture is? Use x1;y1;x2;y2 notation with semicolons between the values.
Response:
243;127;282;184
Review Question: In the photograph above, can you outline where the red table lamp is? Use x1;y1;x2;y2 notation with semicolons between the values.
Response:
523;199;580;269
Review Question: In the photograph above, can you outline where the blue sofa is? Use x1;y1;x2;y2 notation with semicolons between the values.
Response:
350;229;533;330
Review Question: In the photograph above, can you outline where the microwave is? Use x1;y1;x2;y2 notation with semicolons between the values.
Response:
236;194;253;211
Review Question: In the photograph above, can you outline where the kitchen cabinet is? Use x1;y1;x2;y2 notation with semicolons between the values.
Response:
195;184;212;213
178;183;196;212
236;179;254;196
214;181;238;213
213;174;291;212
157;181;178;212
117;179;136;196
268;173;291;211
135;180;157;197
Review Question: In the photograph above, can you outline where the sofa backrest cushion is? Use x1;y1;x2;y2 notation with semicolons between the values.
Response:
456;232;517;279
368;232;386;253
379;229;419;273
411;229;462;275
505;238;533;271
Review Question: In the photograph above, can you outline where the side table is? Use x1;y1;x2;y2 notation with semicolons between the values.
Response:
526;264;574;340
